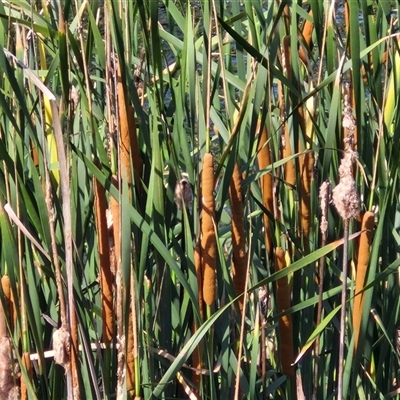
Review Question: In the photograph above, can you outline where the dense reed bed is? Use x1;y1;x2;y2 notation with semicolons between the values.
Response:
0;1;398;399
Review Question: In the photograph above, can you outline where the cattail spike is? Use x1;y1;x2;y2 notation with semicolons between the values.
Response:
229;163;248;312
353;211;375;352
201;153;216;306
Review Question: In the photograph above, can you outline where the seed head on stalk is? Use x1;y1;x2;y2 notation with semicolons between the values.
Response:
332;122;359;220
332;98;359;400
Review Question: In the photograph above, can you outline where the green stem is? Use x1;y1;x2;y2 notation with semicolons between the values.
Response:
338;218;349;400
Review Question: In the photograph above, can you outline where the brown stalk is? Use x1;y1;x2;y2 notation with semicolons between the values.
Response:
50;95;79;399
0;337;18;399
229;163;247;312
201;153;216;306
116;64;138;398
275;247;294;377
30;140;39;168
299;151;314;251
299;10;314;64
278;37;296;189
1;276;15;332
20;352;32;400
93;167;113;345
343;84;358;150
282;124;296;189
110;177;121;286
126;309;135;398
194;243;204;320
257;123;274;257
353;211;375;352
281;35;292;82
117;63;132;187
343;3;358;148
0;276;10;339
109;177;124;396
19;270;31;400
282;3;290;33
114;92;138;397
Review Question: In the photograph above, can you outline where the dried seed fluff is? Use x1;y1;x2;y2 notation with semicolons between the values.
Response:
332;111;359;220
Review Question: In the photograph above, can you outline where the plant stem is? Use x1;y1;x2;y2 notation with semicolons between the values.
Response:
313;181;330;400
337;218;349;400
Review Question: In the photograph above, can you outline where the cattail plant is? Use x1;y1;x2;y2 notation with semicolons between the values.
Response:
20;352;31;400
115;59;139;399
279;37;296;190
299;9;314;65
93;166;114;345
257;123;274;256
0;338;18;399
313;180;330;400
117;62;133;187
0;276;14;332
0;1;398;399
332;103;359;399
229;163;248;312
109;177;125;397
353;211;375;352
299;151;314;250
201;153;217;306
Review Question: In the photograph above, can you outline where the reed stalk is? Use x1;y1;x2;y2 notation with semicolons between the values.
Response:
275;247;294;377
116;60;138;398
313;181;330;400
337;219;349;400
332;123;359;399
109;177;124;396
126;309;135;398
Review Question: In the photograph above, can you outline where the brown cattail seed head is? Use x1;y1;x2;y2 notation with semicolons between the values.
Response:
53;326;71;371
332;148;359;220
174;179;193;210
319;181;330;234
0;337;19;399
